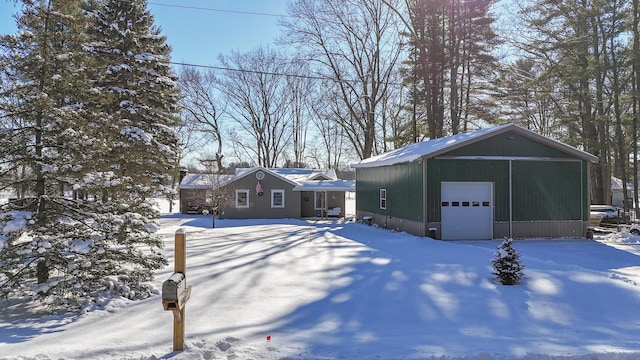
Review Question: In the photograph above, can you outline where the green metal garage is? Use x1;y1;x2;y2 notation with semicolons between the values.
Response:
352;123;599;239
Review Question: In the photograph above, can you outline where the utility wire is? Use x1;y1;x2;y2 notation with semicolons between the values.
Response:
169;60;378;85
148;2;288;18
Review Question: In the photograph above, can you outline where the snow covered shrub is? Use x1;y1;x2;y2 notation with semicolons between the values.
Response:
491;238;524;285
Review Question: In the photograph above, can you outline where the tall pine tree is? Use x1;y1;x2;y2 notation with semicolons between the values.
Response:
0;0;102;307
85;0;181;198
0;0;177;309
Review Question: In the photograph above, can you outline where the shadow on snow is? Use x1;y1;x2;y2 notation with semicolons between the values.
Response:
173;216;640;358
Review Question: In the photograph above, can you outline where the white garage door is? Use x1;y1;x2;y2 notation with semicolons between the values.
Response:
441;182;493;240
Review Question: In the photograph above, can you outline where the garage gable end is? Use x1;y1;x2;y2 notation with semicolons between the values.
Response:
442;131;576;159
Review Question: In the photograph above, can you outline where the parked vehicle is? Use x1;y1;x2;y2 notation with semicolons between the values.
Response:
590;205;628;225
589;212;603;227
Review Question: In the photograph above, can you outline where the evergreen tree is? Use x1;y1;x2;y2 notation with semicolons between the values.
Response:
0;0;176;309
81;0;181;300
0;0;100;307
85;0;181;200
491;238;524;285
399;0;499;137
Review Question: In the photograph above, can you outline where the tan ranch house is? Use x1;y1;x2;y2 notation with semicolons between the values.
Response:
179;167;355;219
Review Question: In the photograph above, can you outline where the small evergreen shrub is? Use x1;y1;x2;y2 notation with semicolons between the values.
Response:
491;237;524;285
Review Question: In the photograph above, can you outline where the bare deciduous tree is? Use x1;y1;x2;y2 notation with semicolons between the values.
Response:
386;0;499;138
281;0;403;160
308;84;350;169
179;66;226;171
217;47;292;168
284;61;314;168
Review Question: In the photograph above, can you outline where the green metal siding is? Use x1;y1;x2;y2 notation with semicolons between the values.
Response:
426;159;587;223
512;161;584;221
356;162;423;221
445;131;572;158
426;159;510;222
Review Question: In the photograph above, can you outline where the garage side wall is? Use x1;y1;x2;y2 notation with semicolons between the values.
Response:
510;160;588;238
511;161;584;221
356;162;424;236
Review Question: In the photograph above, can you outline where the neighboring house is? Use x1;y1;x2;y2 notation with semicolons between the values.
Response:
352;123;599;240
179;167;355;219
611;177;634;209
178;172;234;214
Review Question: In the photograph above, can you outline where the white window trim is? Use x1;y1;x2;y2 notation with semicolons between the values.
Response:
314;191;326;210
235;189;249;208
271;189;285;208
380;188;387;209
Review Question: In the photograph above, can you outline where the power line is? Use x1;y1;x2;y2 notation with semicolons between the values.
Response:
148;2;287;18
170;60;362;83
168;60;495;91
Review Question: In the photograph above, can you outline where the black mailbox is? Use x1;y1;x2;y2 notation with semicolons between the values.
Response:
162;272;190;310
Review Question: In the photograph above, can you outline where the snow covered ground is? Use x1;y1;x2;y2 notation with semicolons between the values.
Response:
2;200;640;359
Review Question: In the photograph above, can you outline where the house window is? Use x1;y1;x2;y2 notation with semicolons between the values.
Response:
380;189;387;209
271;189;284;208
235;189;249;208
314;191;326;210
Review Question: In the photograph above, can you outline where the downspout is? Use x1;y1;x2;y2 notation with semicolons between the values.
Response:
423;160;429;236
582;160;586;236
325;190;328;219
509;160;513;238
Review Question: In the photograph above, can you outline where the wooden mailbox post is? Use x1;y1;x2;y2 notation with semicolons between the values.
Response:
162;228;192;351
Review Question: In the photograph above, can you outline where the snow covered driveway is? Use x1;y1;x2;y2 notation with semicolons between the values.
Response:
2;214;640;359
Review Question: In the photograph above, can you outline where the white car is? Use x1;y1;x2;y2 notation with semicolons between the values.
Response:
590;205;626;225
590;205;620;219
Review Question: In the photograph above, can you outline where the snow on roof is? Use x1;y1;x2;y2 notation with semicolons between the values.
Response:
293;179;355;192
179;173;235;189
234;168;337;182
180;167;346;191
612;177;633;191
270;168;337;182
352;123;598;168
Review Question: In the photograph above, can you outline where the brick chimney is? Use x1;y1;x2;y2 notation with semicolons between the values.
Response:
179;169;188;183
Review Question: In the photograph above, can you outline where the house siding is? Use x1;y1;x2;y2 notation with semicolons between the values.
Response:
219;172;301;219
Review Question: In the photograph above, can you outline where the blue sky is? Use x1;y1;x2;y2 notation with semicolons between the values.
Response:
0;0;289;66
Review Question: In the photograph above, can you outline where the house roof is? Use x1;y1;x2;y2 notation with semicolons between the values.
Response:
179;167;351;192
352;123;599;168
612;177;633;191
179;173;235;189
256;168;337;182
293;179;356;192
